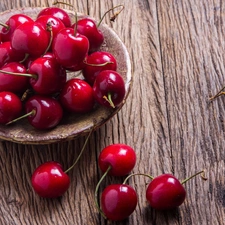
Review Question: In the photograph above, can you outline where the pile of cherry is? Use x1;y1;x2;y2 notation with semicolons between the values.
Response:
0;6;125;129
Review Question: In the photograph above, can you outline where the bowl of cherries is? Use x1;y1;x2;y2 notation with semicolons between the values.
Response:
0;6;131;144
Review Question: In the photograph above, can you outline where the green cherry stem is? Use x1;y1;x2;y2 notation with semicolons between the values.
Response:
94;166;112;219
43;23;53;55
123;173;154;185
64;128;93;174
103;93;115;108
0;21;9;29
181;170;207;184
0;69;37;79
83;61;114;67
97;4;125;27
209;86;225;101
6;110;36;125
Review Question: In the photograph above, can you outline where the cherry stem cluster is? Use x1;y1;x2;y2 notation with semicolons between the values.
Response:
64;128;94;173
97;4;124;27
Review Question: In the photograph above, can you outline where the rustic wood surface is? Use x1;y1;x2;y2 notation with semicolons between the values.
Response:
0;0;224;224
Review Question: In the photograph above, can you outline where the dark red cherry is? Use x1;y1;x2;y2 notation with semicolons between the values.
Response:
93;70;125;108
11;21;50;57
0;62;29;93
36;15;65;49
59;78;95;113
25;95;63;129
28;56;67;95
74;18;104;53
37;7;71;27
146;174;186;210
101;184;138;221
0;41;25;68
98;144;136;176
53;27;89;68
0;14;33;42
82;51;117;85
0;91;22;124
31;161;70;198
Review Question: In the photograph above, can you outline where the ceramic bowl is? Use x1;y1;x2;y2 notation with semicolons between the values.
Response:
0;7;132;144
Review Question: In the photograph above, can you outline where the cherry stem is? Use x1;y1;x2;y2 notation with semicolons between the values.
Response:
52;1;74;8
43;23;53;55
83;61;114;67
19;53;29;64
0;69;37;79
0;21;9;29
64;128;93;174
209;86;225;101
97;4;124;27
181;170;207;184
74;12;78;36
6;110;36;125
94;166;111;219
123;173;154;185
103;93;115;108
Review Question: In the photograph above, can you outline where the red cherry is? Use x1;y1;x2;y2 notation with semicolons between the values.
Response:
31;161;70;198
0;41;25;68
0;14;33;42
93;70;125;108
98;144;136;176
11;21;50;57
101;184;137;221
37;7;72;27
82;51;117;85
146;174;186;210
0;62;29;93
0;91;22;124
28;56;67;95
53;27;89;68
25;95;63;129
59;78;95;113
74;18;104;53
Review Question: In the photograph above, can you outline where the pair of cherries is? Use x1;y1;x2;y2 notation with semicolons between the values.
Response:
0;6;126;129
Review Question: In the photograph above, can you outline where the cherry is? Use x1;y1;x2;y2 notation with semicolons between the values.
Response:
0;62;29;93
0;41;25;68
31;161;70;198
52;27;89;69
37;7;72;27
11;21;50;57
100;184;137;221
0;14;33;42
28;56;67;95
93;70;125;108
0;91;22;124
59;78;95;113
82;51;117;85
98;144;136;176
35;15;65;50
145;171;207;210
74;18;104;53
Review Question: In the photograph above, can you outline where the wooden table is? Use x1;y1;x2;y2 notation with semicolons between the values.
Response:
0;0;224;224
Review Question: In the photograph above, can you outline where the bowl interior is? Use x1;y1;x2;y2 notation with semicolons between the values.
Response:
0;7;132;144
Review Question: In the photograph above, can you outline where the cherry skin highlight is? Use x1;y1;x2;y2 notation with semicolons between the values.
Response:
146;174;186;210
31;161;70;198
101;184;138;221
98;144;136;176
0;91;22;124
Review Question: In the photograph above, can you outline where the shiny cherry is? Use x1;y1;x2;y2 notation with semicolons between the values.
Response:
0;62;29;93
37;7;71;27
146;174;186;210
101;184;137;221
59;78;95;113
98;144;136;176
28;56;67;95
74;18;104;53
25;95;63;129
0;91;22;124
31;161;70;198
11;21;50;57
93;70;125;108
82;51;117;85
53;27;89;68
0;14;33;42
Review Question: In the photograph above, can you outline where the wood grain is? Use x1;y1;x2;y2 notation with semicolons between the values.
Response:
0;0;224;224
